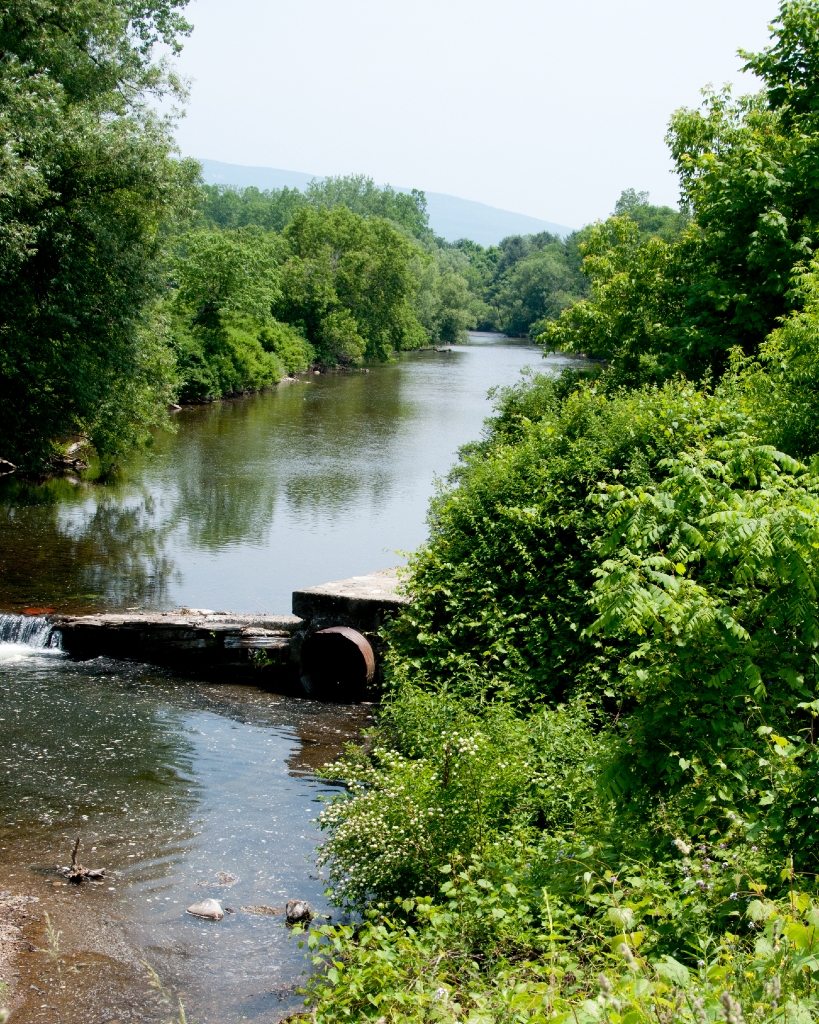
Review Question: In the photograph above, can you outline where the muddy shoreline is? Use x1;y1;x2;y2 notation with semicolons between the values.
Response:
0;891;33;1016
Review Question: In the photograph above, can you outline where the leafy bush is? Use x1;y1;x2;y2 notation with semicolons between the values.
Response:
172;322;283;402
305;5;819;1020
166;228;297;400
312;367;819;1017
258;321;315;375
305;842;819;1023
385;377;748;705
585;436;819;832
318;696;599;904
732;256;819;460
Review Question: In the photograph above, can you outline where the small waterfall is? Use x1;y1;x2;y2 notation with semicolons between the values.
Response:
0;613;62;650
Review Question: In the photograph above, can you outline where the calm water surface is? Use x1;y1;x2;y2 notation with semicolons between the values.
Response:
0;336;578;615
0;336;578;1021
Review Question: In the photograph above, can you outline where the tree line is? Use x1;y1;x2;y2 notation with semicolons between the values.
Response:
0;0;691;472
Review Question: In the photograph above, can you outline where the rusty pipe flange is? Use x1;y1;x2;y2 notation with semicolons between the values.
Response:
300;626;375;701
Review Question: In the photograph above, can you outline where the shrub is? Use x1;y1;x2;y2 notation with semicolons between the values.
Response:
258;321;315;375
385;377;749;705
305;842;819;1022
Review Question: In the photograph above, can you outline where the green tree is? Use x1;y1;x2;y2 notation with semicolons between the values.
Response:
494;245;583;336
541;216;693;371
454;231;589;336
166;228;312;401
197;184;307;233
613;188;689;240
413;249;478;345
546;1;819;376
0;0;198;469
275;206;426;364
304;174;430;240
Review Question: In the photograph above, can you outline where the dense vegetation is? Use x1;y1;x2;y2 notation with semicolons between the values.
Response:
7;0;819;1021
0;0;198;470
301;3;819;1021
0;0;685;470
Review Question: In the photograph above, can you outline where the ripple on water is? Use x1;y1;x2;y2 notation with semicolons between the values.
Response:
0;652;368;1022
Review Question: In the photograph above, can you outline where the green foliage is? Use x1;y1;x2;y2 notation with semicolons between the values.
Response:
546;1;819;376
451;193;684;342
258;321;315;375
304;175;430;240
197;184;307;233
0;0;198;469
454;231;588;338
276;206;426;364
731;256;819;459
385;377;747;704
307;5;819;1019
318;697;532;904
540;217;694;371
313;365;819;1017
740;0;819;118
306;834;819;1022
166;228;298;400
496;246;583;338
413;249;479;345
585;435;819;845
613;189;689;242
197;175;430;240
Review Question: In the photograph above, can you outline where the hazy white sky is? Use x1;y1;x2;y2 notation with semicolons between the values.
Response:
172;0;780;228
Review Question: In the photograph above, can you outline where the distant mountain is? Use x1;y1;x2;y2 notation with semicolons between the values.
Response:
197;159;574;247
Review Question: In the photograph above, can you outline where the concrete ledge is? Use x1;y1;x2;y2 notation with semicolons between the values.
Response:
43;569;412;696
292;568;408;634
52;610;303;684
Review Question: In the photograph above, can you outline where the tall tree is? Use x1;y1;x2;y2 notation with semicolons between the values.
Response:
275;206;426;364
0;0;198;468
546;1;819;376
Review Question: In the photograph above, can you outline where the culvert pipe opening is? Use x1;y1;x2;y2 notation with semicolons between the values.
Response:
299;626;375;701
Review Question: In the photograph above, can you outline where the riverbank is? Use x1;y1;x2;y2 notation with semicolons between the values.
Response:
0;647;371;1022
0;892;35;1017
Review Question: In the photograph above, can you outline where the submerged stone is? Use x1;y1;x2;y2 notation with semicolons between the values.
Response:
186;898;224;920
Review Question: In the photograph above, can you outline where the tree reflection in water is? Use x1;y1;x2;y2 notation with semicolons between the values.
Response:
0;341;572;615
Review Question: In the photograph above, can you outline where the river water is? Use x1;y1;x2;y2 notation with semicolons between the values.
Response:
0;336;577;1022
0;335;579;617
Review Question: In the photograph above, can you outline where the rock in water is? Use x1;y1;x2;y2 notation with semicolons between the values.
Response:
186;898;224;920
285;899;312;924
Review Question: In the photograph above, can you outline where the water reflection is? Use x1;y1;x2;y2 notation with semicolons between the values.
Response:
0;482;179;612
0;337;579;615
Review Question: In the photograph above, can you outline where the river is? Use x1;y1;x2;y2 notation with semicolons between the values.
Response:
0;335;578;1022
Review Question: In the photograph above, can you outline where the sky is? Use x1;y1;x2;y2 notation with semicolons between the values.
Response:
171;0;780;228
